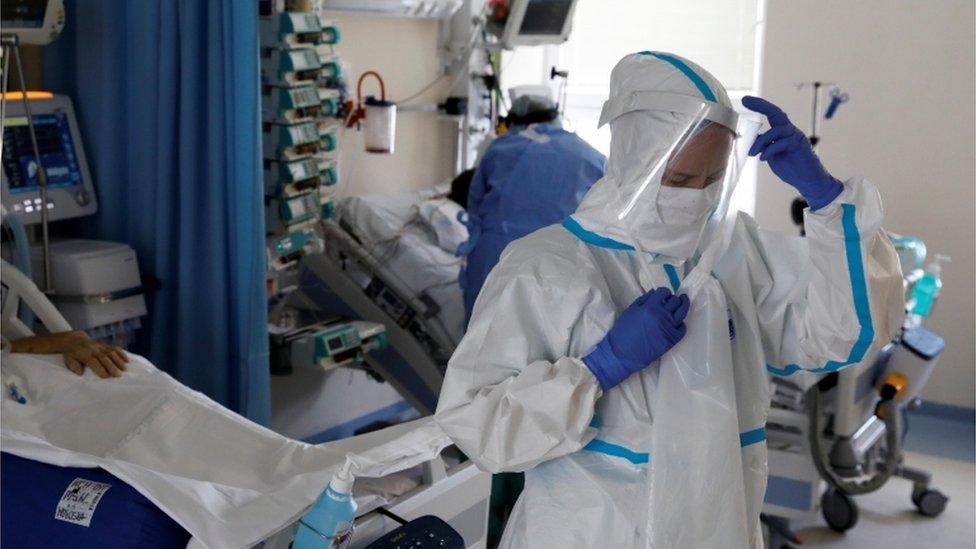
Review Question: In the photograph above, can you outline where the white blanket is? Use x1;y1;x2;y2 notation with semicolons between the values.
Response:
1;352;450;548
338;191;467;345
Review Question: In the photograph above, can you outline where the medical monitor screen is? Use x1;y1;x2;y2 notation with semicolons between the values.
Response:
1;0;48;28
518;0;573;36
328;336;343;351
2;111;83;193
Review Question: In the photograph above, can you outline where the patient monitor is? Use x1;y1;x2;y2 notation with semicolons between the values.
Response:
1;94;98;224
1;94;146;341
0;0;65;46
490;0;579;49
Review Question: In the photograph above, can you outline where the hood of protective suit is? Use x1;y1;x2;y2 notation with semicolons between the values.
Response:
571;52;736;260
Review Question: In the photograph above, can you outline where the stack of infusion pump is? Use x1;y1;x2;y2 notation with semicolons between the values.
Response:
260;2;346;281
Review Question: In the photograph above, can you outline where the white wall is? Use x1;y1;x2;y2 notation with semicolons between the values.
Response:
757;0;975;407
324;13;458;196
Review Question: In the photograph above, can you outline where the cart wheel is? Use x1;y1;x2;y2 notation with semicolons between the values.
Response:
822;489;859;532
911;487;949;517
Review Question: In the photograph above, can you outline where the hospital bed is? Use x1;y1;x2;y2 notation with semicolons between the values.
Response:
287;189;467;415
0;258;490;548
763;234;948;546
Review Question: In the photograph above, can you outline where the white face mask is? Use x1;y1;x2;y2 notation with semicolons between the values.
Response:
656;184;721;226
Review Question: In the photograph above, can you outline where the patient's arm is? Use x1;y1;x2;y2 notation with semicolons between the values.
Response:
10;330;128;378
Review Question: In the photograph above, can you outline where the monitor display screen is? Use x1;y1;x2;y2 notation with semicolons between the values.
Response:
2;111;83;193
1;0;48;29
518;0;573;36
328;336;343;351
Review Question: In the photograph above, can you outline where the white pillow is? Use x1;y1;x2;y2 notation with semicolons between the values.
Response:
415;198;469;255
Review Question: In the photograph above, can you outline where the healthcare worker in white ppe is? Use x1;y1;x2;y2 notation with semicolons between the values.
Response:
435;51;904;548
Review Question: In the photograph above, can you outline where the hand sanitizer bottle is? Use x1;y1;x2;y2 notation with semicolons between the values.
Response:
912;254;949;317
293;471;357;548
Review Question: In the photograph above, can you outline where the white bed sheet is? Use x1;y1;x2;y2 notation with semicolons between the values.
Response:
0;352;451;549
337;190;467;345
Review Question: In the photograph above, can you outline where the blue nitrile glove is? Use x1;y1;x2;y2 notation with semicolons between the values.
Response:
582;287;691;391
742;96;844;211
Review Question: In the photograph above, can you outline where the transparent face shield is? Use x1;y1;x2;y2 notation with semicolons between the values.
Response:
598;93;761;290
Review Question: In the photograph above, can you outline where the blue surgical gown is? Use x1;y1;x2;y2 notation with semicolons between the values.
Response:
460;124;605;317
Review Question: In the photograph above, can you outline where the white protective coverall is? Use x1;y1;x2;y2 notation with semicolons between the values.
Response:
434;52;904;547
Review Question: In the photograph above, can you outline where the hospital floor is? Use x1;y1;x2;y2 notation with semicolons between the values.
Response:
790;413;976;549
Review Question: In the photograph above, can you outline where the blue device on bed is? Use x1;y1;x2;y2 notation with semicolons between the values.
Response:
1;452;191;548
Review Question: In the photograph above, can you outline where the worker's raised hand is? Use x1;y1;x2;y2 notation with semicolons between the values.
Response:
742;96;843;210
583;287;690;391
59;331;129;378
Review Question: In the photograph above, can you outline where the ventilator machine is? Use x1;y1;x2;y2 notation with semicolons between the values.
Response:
763;232;950;546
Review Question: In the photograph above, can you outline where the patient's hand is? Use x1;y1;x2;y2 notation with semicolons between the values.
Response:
10;331;129;378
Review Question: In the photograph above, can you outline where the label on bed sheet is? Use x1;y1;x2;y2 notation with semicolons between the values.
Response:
54;478;112;527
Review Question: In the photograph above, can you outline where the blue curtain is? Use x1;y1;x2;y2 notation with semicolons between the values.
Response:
43;1;271;424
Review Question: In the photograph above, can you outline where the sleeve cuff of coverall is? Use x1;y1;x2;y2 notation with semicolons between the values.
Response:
805;177;845;211
582;341;626;392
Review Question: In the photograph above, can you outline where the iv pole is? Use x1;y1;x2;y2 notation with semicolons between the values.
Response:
0;34;53;293
790;81;847;235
